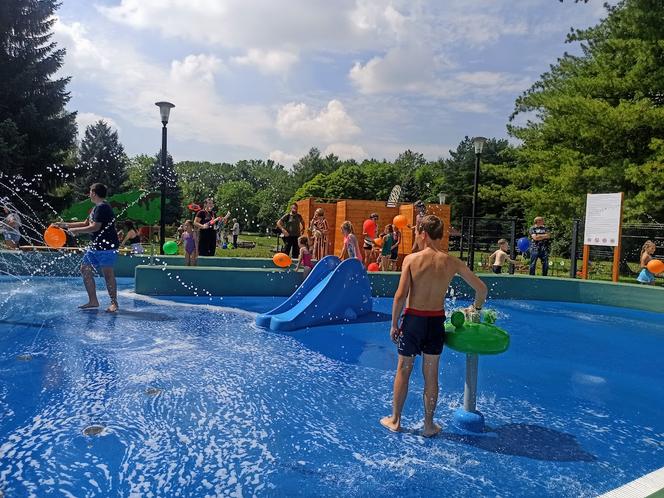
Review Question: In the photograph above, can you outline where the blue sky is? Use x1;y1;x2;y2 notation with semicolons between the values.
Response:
54;0;612;167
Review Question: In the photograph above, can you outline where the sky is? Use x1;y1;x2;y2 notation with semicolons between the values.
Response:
53;0;613;167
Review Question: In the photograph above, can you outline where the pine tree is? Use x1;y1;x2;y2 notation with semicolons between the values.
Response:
75;121;128;199
147;150;182;224
0;0;76;188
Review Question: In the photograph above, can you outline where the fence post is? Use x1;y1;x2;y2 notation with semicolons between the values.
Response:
459;217;465;260
570;219;580;278
509;218;517;275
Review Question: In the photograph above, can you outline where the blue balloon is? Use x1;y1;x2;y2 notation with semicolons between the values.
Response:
517;237;530;253
222;243;228;249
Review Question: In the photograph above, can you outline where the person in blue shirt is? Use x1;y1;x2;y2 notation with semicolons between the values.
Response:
57;183;120;312
529;216;551;276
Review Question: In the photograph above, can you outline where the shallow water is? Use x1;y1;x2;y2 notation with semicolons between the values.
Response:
0;277;662;497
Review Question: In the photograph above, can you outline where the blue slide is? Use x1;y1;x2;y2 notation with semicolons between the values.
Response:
256;256;372;331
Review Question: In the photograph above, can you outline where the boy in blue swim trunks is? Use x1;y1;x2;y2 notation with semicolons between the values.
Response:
380;215;487;437
57;183;120;312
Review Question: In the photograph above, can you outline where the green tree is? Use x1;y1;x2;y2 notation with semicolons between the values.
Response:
394;150;427;201
509;0;664;222
75;121;128;199
147;151;182;224
0;0;76;189
291;148;340;188
442;137;511;224
125;154;154;191
215;180;259;229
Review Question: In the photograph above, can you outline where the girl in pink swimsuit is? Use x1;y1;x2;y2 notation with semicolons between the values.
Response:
340;221;362;261
295;236;314;278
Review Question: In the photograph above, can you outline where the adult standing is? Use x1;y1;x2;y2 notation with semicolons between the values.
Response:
309;208;329;261
231;218;240;248
194;198;217;257
277;203;305;259
362;212;379;266
58;183;120;312
529;216;551;276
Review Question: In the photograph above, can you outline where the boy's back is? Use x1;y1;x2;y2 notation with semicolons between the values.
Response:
404;247;460;311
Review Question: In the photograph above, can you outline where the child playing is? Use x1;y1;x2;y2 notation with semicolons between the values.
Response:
489;239;519;274
295;236;314;278
179;220;198;266
340;221;362;261
637;240;657;284
379;224;395;271
380;215;487;437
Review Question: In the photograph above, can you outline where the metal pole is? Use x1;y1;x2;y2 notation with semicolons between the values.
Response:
570;219;579;278
459;216;465;260
509;218;517;275
464;354;479;412
159;124;167;255
468;152;481;269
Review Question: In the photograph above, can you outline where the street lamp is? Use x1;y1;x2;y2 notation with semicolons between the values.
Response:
155;101;175;255
468;136;486;269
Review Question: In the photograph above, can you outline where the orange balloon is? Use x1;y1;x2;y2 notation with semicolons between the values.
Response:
647;259;664;274
272;252;292;268
367;262;379;272
373;237;383;246
393;215;407;229
44;225;67;248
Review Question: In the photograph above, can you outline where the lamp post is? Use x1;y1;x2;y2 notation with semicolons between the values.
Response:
468;136;486;269
155;101;175;255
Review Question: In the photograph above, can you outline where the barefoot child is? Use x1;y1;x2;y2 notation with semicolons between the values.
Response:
340;221;362;261
489;239;519;274
179;220;198;266
380;214;487;437
57;183;120;312
379;224;394;271
637;240;657;284
295;236;314;278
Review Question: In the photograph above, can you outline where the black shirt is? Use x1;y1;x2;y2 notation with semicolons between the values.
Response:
529;225;550;251
89;202;119;250
196;209;216;235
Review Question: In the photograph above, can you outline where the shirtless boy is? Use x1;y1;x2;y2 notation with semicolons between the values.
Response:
380;214;487;437
489;239;518;274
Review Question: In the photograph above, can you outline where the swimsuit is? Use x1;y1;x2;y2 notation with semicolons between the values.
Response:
301;250;314;269
637;268;655;284
344;234;361;260
398;308;446;357
492;265;502;274
183;232;196;254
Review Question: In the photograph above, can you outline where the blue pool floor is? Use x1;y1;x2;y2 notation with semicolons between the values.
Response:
0;276;662;497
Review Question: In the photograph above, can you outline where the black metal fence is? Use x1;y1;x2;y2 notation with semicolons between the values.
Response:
457;217;663;282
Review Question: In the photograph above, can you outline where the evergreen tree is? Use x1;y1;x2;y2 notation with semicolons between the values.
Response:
75;121;128;199
509;0;664;222
147;151;182;224
0;0;76;188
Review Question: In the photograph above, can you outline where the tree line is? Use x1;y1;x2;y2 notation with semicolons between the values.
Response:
1;0;662;239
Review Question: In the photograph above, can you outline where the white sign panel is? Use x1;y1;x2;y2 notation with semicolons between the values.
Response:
583;193;622;247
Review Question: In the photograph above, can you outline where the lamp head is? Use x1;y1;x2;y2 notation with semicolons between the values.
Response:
155;101;175;125
473;136;487;154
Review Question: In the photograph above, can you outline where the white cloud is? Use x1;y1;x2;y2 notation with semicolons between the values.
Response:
232;49;299;75
269;149;300;167
171;54;224;84
276;100;360;142
54;17;272;150
323;143;368;161
76;112;120;135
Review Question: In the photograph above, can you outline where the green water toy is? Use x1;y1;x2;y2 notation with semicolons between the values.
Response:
445;311;510;355
163;240;178;255
445;309;510;434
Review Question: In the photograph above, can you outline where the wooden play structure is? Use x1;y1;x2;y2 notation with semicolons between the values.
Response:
295;198;451;264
